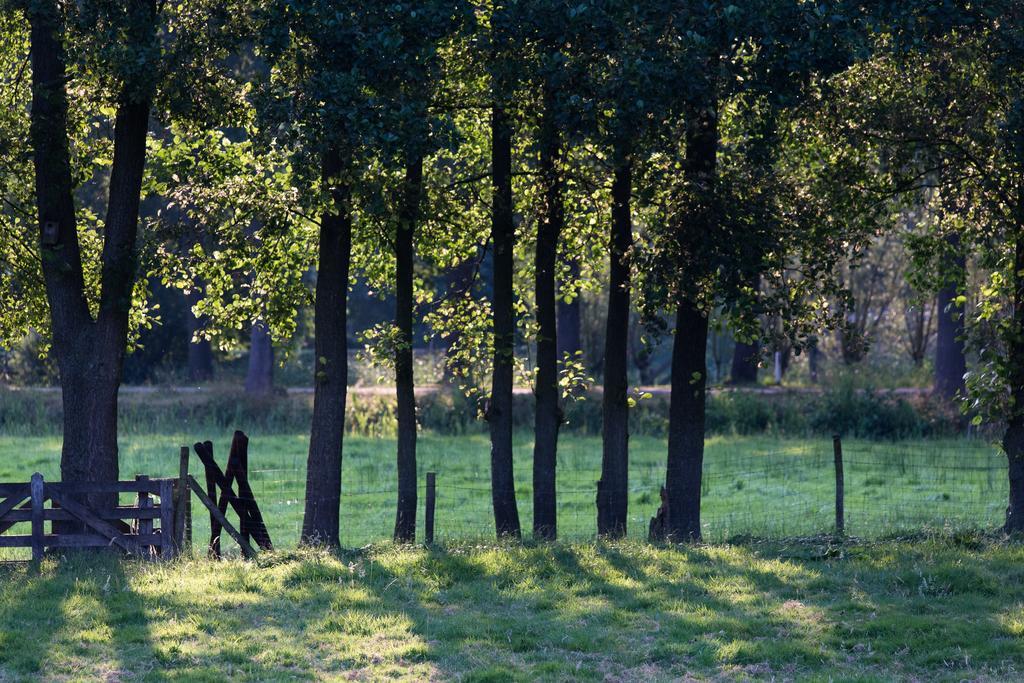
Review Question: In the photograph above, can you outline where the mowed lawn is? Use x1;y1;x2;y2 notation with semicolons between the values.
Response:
0;539;1023;681
0;432;1008;548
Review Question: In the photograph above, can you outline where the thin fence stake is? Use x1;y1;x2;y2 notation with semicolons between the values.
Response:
30;473;44;564
833;434;845;537
425;472;436;545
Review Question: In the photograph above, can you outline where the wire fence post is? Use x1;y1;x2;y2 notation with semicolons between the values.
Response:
425;471;436;545
833;434;845;537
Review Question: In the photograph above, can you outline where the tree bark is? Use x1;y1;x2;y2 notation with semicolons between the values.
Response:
664;301;709;542
532;95;563;541
487;105;521;539
1005;220;1024;533
934;235;966;399
28;0;153;518
394;156;423;543
730;339;760;384
598;149;632;538
660;102;717;543
302;147;352;547
245;320;274;396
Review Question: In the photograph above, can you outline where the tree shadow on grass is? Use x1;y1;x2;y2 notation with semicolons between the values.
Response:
0;553;159;679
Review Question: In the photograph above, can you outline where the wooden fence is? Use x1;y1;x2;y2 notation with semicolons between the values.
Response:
0;472;189;562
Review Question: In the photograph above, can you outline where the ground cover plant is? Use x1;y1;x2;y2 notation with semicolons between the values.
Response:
0;538;1022;681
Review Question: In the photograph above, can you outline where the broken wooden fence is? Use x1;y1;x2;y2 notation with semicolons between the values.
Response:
0;473;188;562
191;430;273;559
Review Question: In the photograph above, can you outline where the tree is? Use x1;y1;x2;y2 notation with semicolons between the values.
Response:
4;0;238;515
639;0;861;541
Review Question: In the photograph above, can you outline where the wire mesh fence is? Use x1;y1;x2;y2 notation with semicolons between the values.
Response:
181;437;1009;548
1;435;1009;557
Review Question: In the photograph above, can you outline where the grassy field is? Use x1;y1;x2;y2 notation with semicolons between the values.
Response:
1;539;1023;681
0;432;1009;550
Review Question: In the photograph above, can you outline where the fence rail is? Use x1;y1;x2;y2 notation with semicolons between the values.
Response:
0;473;183;561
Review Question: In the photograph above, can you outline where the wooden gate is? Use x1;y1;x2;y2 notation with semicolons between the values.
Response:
0;473;185;562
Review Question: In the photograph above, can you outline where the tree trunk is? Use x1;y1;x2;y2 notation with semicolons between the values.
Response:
487;105;521;538
28;0;153;519
598;149;632;538
441;255;477;384
245;320;274;396
185;287;214;383
394;156;423;543
1005;221;1024;533
532;96;563;541
663;301;709;542
730;340;760;384
302;147;352;547
557;258;582;362
659;101;717;543
934;236;966;399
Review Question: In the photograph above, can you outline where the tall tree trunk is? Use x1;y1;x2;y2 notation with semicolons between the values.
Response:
487;105;521;538
441;255;477;384
302;147;352;547
556;258;582;361
934;236;966;399
664;301;709;541
660;102;717;543
1005;215;1024;533
245;320;274;396
28;0;153;518
185;287;214;383
394;156;423;542
598;148;632;538
532;96;563;540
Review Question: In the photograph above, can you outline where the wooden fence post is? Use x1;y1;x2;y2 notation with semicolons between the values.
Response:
30;472;44;564
137;475;154;558
159;479;174;560
175;446;191;554
425;472;436;545
833;434;845;537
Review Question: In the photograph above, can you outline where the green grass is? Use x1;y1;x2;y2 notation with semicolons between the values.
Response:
0;433;1008;551
0;539;1022;681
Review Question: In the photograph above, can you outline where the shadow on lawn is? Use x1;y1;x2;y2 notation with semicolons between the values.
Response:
0;553;158;678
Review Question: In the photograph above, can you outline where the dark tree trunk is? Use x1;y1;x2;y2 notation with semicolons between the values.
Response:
394;156;423;543
556;258;582;362
934;236;966;399
28;0;153;518
730;340;760;384
487;105;521;539
808;340;821;384
663;301;709;542
598;149;632;538
659;102;717;543
185;287;214;383
1005;220;1024;533
532;96;563;541
441;255;477;383
245;320;274;396
302;147;352;547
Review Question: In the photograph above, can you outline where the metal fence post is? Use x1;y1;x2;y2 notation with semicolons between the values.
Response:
833;434;845;537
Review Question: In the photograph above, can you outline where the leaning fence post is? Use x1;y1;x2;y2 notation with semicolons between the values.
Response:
833;434;845;537
425;472;436;546
30;472;44;564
